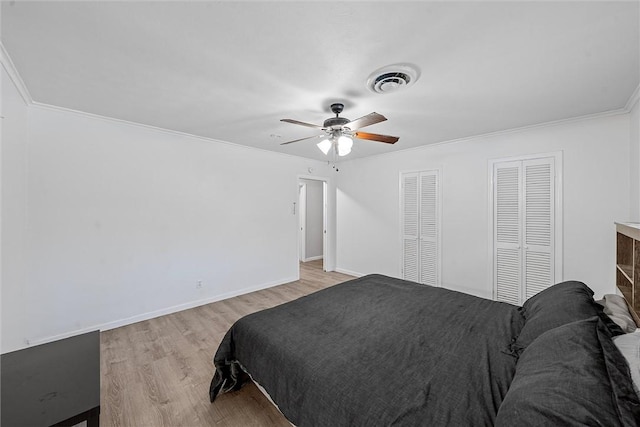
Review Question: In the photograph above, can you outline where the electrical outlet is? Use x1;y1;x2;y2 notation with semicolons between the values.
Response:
196;280;203;289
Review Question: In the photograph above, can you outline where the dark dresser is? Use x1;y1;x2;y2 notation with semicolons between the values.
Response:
1;330;100;427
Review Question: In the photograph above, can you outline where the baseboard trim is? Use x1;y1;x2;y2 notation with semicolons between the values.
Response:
335;268;365;277
302;255;323;262
25;276;298;348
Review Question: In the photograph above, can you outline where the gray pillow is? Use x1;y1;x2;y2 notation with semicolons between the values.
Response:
598;294;638;333
510;281;622;355
496;317;640;426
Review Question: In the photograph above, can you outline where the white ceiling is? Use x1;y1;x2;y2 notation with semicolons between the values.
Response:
2;1;639;161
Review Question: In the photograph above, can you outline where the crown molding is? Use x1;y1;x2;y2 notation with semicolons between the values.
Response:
0;41;320;164
3;38;638;162
29;101;327;163
625;84;640;111
351;107;631;163
0;42;33;105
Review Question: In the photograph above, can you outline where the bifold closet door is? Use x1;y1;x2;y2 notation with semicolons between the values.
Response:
493;157;555;305
402;173;419;282
401;171;439;286
494;161;522;305
522;158;555;300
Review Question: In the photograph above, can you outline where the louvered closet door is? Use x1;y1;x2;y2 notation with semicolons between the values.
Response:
493;162;522;304
401;171;439;286
493;156;556;305
420;172;438;286
402;173;420;282
523;158;555;299
494;162;522;305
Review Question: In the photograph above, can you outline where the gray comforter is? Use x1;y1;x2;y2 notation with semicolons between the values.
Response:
210;274;524;426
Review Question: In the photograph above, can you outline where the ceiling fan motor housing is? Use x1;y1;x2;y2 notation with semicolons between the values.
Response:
324;103;349;128
323;116;350;128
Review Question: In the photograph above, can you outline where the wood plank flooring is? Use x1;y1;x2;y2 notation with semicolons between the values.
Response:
100;260;353;427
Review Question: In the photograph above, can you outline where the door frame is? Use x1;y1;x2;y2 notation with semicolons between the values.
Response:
298;182;307;262
297;175;331;272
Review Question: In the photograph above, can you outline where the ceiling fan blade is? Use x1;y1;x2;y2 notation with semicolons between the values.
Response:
345;112;387;130
354;131;399;144
280;119;325;129
280;134;325;145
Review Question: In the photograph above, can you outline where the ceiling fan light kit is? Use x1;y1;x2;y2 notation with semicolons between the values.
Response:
337;135;353;156
316;135;353;157
317;138;332;155
280;102;399;157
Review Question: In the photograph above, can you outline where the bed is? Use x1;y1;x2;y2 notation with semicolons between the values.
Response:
209;274;640;426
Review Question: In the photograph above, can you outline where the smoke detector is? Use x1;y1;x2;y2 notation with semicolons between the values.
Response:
366;63;420;94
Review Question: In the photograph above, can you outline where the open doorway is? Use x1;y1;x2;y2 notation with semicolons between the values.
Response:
298;178;327;271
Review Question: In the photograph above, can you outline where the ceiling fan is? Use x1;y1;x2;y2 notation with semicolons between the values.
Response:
280;103;399;156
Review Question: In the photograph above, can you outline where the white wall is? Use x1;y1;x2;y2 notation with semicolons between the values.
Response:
2;53;636;352
1;66;30;352
300;179;323;260
630;96;640;222
336;114;631;299
1;69;331;352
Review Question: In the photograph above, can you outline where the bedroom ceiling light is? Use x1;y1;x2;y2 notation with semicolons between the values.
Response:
317;138;332;155
337;135;353;156
281;103;398;155
316;134;353;157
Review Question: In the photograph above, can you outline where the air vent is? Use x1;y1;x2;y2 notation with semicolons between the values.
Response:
366;64;420;94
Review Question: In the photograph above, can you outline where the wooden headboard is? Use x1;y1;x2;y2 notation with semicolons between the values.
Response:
615;222;640;324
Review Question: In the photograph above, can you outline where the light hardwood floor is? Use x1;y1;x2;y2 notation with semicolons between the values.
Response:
100;260;353;426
